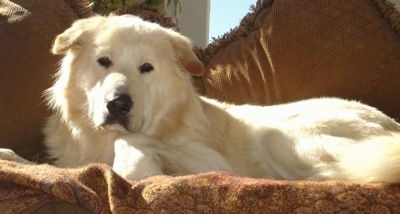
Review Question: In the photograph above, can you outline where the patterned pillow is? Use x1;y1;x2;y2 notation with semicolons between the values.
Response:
194;0;400;121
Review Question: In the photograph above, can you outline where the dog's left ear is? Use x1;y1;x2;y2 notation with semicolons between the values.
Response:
167;31;204;77
52;16;105;55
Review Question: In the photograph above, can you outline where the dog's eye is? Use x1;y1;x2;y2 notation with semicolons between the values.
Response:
97;57;112;68
139;63;154;74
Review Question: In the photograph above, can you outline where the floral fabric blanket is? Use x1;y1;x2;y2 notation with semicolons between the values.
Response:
1;160;400;213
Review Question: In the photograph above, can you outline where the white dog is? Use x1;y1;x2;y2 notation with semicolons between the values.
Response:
3;15;400;183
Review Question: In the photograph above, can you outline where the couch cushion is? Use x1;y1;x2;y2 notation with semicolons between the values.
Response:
194;0;400;121
2;161;400;213
0;0;92;161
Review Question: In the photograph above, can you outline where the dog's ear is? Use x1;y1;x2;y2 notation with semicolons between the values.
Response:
168;31;205;77
52;16;104;55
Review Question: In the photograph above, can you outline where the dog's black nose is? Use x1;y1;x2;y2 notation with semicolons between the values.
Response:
106;94;133;117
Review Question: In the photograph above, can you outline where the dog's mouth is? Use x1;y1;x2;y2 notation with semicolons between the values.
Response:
102;115;130;132
101;121;130;134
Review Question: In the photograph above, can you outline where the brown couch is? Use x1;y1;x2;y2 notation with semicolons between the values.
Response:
1;0;400;213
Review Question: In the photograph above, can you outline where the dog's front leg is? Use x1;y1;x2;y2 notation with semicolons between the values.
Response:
113;134;164;181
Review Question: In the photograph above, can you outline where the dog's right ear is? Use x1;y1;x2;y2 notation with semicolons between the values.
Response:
166;29;205;77
52;16;104;55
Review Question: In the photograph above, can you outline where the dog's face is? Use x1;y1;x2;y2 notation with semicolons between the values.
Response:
49;15;204;135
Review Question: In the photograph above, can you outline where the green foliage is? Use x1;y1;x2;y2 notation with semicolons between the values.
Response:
89;0;132;14
89;0;180;15
143;0;163;7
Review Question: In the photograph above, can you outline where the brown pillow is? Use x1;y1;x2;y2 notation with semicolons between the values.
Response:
0;0;92;161
194;0;400;121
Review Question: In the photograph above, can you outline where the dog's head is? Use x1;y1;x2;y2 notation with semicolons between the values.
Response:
48;15;204;135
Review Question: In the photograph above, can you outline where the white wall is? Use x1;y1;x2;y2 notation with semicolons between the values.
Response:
165;0;210;48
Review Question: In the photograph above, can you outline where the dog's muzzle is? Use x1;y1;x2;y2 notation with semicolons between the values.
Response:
104;93;133;130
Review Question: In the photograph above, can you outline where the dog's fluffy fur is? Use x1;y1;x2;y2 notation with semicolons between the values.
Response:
41;15;400;182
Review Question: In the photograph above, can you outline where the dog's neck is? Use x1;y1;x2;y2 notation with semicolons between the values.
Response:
141;86;209;143
139;85;238;154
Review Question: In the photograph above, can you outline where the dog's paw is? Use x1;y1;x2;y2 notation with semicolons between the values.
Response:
0;148;31;164
113;135;164;181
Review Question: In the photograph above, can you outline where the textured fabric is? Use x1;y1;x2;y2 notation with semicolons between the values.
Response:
1;161;400;213
194;0;400;122
0;0;92;162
